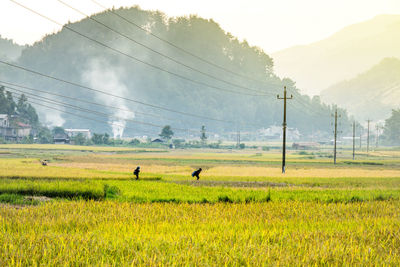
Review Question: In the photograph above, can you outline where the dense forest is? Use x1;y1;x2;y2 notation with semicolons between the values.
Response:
0;35;25;61
0;6;353;140
0;86;39;127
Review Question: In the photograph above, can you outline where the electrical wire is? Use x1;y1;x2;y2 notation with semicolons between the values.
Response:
58;0;273;95
6;87;198;133
91;0;275;86
0;79;177;122
10;0;271;97
0;59;243;124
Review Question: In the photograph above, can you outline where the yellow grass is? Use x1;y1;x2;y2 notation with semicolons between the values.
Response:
1;201;399;265
2;156;400;181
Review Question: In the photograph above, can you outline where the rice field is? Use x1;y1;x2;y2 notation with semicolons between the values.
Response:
0;144;400;265
1;201;399;266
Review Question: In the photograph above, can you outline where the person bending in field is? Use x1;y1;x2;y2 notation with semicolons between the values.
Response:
191;168;202;180
133;166;140;180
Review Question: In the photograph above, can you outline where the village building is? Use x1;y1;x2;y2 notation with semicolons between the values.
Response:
53;132;70;144
65;129;91;139
292;142;320;150
0;114;32;141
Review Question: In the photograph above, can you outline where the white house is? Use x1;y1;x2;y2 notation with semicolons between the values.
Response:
0;114;32;140
0;114;9;127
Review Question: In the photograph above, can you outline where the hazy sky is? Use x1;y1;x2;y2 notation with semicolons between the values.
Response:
1;0;400;53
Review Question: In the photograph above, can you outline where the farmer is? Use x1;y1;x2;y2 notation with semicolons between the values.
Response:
133;166;140;180
191;168;202;180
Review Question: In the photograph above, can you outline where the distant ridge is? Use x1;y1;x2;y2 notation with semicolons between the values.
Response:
272;14;400;95
320;57;400;121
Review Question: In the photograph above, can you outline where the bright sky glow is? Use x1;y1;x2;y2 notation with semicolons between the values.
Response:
1;0;400;53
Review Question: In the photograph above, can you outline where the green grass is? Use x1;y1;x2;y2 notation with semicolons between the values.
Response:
1;178;398;204
0;179;105;200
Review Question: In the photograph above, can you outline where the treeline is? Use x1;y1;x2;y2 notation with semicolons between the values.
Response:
0;86;39;127
382;109;400;145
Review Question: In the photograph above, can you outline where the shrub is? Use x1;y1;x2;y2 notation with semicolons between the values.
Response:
217;195;233;203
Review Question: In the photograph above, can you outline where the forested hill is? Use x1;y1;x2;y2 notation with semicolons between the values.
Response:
0;35;25;61
0;6;349;138
321;57;400;121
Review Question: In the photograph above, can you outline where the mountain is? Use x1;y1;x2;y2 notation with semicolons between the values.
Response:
0;6;350;138
320;57;400;121
272;14;400;95
0;35;25;61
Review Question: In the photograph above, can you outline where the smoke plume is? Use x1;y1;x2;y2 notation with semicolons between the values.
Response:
82;58;133;138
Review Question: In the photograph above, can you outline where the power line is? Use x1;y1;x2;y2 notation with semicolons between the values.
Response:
0;80;177;123
58;0;273;95
4;83;253;136
8;90;200;137
91;0;274;86
0;77;267;129
6;87;197;133
0;59;242;125
10;0;270;97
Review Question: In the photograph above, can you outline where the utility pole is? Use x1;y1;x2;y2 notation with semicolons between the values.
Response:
277;86;293;173
366;119;371;154
375;124;381;148
333;108;340;165
236;129;240;148
352;120;356;160
359;130;362;149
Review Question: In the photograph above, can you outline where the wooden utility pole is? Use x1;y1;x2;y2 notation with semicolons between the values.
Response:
333;109;339;164
352;120;356;160
366;119;371;154
236;129;241;148
277;86;293;173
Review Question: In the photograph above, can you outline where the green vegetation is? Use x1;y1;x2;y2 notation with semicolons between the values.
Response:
0;86;39;127
159;125;174;141
383;108;400;145
0;34;25;61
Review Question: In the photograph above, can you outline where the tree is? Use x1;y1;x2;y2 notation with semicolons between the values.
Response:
200;125;207;145
37;126;52;144
103;133;110;145
172;138;184;148
129;138;141;146
72;133;86;145
383;109;400;145
159;125;174;140
91;133;104;145
5;91;15;115
16;94;39;127
52;126;65;135
0;86;16;115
